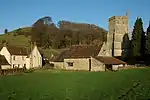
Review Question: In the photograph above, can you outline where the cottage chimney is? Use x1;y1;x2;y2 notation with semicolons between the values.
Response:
3;42;6;47
33;42;36;47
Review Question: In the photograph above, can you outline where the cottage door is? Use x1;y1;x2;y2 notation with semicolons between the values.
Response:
89;59;91;71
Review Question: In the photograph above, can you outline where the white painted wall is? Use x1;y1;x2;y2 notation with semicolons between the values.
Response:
0;47;11;64
11;55;27;68
1;65;11;69
25;58;30;69
29;46;42;68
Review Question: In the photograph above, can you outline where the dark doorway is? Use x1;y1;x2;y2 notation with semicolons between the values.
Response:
89;59;91;71
106;64;112;70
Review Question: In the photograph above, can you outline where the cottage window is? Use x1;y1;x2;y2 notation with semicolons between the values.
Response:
67;62;73;67
13;64;15;68
22;56;24;60
13;56;15;60
18;64;20;68
122;21;124;24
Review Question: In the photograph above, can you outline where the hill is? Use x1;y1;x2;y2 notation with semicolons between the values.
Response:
0;31;60;59
0;16;108;58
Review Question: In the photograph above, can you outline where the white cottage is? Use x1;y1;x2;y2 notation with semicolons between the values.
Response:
0;45;42;69
26;45;42;69
0;46;28;68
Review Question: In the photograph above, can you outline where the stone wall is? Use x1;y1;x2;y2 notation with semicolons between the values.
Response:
91;57;106;71
64;58;90;71
111;16;129;56
53;62;64;69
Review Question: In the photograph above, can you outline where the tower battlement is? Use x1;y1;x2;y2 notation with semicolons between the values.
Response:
107;12;129;57
98;11;129;57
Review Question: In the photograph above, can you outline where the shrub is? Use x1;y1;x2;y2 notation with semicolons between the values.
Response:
24;69;34;73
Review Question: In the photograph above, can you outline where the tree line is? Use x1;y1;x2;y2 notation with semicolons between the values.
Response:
125;17;150;64
30;16;107;49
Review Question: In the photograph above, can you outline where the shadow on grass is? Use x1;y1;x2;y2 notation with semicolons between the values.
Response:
117;81;140;99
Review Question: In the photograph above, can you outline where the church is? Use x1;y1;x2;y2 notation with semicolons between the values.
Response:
50;12;129;71
99;11;129;57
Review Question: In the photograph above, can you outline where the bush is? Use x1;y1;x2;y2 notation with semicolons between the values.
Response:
24;69;34;73
43;63;54;69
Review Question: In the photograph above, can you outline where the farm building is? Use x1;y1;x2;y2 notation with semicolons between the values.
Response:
50;45;126;71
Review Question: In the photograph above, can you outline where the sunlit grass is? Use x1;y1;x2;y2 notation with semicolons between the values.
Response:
0;68;150;100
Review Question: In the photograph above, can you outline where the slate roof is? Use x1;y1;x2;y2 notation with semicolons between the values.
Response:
53;50;69;62
54;45;102;62
94;56;127;65
6;46;28;55
0;55;10;65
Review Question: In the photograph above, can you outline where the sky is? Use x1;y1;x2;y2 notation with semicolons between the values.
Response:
0;0;150;34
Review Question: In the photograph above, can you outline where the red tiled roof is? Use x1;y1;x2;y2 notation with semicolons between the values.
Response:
94;56;127;65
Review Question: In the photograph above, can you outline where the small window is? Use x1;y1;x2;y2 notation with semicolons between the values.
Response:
18;64;20;68
67;62;73;67
13;64;15;68
13;56;15;60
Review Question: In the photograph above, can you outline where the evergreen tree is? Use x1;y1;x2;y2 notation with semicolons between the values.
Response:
4;29;8;34
146;21;150;54
139;18;145;57
122;33;130;57
131;17;144;57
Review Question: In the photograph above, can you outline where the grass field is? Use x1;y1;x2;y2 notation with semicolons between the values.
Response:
0;68;150;100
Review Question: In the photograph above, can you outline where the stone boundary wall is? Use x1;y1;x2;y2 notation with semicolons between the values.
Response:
118;65;147;70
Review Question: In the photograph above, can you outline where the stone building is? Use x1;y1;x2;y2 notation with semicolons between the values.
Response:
50;45;126;71
99;12;129;57
50;12;129;71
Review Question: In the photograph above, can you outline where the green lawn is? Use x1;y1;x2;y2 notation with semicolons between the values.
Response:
0;68;150;100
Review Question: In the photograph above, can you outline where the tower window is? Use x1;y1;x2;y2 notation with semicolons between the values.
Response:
117;21;119;24
123;21;125;24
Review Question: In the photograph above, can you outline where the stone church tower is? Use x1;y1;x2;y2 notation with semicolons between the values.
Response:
99;12;129;57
